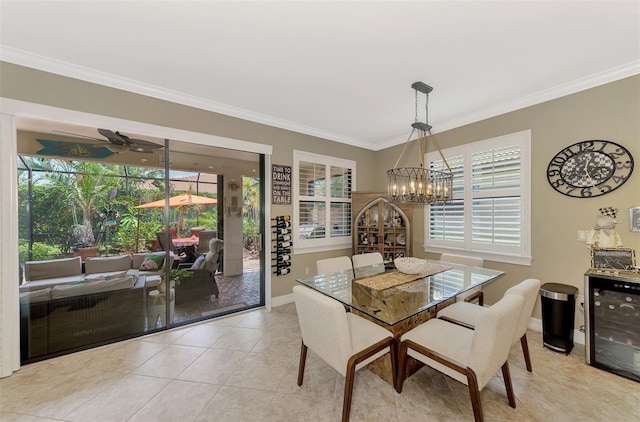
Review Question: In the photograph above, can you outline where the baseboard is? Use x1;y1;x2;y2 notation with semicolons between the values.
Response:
528;317;585;346
272;293;294;308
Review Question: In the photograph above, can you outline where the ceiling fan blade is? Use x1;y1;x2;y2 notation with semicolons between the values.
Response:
98;128;162;149
97;128;128;145
125;137;163;149
52;130;106;142
103;143;130;153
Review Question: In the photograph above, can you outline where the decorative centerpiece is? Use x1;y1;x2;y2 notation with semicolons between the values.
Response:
394;257;429;274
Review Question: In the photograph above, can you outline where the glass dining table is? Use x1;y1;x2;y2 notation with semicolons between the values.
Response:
296;259;505;385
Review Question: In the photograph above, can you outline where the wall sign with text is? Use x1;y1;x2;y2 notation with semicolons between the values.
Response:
272;164;291;204
591;247;636;271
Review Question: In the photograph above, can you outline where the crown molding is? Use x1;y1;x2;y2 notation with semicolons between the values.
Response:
374;60;640;151
0;46;371;149
2;46;638;152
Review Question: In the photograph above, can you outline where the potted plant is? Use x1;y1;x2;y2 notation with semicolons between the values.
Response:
71;223;99;259
157;268;192;293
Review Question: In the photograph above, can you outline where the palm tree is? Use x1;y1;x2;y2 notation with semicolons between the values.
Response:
36;159;119;247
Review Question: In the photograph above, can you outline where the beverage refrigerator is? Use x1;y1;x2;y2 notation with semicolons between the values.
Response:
584;269;640;382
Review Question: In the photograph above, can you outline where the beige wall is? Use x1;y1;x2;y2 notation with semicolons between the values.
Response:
2;62;639;323
376;75;640;323
0;62;378;299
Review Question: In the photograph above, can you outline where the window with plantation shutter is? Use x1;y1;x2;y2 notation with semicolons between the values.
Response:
424;130;532;265
294;151;355;253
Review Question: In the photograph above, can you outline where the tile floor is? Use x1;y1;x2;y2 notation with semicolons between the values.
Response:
1;303;638;422
172;268;262;323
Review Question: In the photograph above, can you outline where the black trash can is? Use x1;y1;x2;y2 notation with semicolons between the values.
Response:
540;283;578;354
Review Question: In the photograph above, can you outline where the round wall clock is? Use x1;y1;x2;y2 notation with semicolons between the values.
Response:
547;140;634;198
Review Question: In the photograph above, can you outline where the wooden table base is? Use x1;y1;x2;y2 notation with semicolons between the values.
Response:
351;296;457;386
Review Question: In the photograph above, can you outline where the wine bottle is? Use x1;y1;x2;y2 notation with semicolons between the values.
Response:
277;240;291;248
277;234;291;242
277;254;291;262
275;220;291;229
276;267;290;275
275;215;290;222
274;228;290;235
273;261;291;268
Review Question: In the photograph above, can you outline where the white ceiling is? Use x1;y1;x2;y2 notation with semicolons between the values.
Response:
1;1;639;151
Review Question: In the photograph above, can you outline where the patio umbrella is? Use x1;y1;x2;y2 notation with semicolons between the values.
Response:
135;193;217;242
134;193;217;209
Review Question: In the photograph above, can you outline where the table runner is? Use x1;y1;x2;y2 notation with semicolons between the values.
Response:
354;263;451;290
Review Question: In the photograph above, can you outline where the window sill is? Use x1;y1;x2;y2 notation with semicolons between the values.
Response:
294;243;352;255
422;245;533;266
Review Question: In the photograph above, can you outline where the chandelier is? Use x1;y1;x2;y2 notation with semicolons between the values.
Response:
387;82;453;205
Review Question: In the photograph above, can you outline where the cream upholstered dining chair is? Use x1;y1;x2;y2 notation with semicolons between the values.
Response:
293;285;396;422
398;294;523;422
316;256;353;276
440;253;485;305
437;278;542;372
351;252;385;277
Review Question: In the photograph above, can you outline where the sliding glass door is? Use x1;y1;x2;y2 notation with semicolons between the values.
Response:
17;124;265;363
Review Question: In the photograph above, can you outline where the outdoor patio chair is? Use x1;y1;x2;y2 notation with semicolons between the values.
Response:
196;230;218;255
156;232;176;252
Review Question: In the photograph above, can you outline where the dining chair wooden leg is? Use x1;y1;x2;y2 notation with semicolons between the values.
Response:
466;369;484;422
297;341;307;386
389;338;398;392
342;361;357;422
520;334;532;372
501;362;516;408
396;341;408;393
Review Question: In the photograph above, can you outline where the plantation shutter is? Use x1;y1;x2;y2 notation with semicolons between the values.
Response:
329;166;352;238
424;130;530;263
429;154;465;243
294;151;355;252
470;145;522;247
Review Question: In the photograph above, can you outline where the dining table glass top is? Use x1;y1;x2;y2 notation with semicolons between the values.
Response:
296;260;504;326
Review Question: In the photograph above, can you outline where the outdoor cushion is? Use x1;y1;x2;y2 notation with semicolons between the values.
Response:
51;275;134;299
84;271;128;282
85;255;131;275
132;252;165;268
191;255;206;270
24;256;82;281
139;253;164;270
19;275;86;292
19;288;52;304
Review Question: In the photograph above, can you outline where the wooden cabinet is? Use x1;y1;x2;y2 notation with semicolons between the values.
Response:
352;192;412;267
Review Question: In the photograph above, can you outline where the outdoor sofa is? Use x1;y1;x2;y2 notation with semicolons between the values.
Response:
19;253;170;362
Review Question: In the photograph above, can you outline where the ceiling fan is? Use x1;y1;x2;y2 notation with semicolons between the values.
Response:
53;128;163;153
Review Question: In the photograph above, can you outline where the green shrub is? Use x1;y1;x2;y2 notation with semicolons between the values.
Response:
19;241;62;263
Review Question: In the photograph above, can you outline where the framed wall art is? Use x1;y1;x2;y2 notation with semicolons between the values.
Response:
629;207;640;232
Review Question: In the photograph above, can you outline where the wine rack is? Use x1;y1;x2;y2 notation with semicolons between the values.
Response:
272;215;292;276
